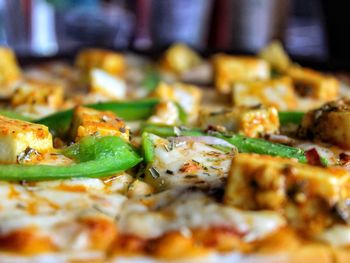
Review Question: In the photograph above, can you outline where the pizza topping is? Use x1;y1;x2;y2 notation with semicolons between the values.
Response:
118;192;285;241
0;136;141;181
225;153;349;234
143;134;234;190
0;116;53;164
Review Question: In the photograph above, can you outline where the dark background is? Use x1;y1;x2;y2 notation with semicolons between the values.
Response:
2;0;350;70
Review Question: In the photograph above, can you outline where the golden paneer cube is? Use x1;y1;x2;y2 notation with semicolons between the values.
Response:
198;106;279;138
0;47;21;89
75;48;125;77
148;101;180;126
90;69;126;100
225;153;350;232
213;54;270;94
232;76;297;110
11;79;64;109
159;43;202;74
153;82;202;124
287;65;339;101
70;106;129;142
298;100;350;148
0;116;53;163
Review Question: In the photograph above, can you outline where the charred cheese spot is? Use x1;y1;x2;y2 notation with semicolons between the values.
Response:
0;227;56;254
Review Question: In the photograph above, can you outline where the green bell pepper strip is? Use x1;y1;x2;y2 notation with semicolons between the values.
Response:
141;132;155;164
0;136;142;181
141;124;307;163
278;111;305;125
35;99;160;137
141;69;161;92
0;109;33;121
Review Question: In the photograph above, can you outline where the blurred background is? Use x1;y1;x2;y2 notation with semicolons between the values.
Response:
0;0;349;69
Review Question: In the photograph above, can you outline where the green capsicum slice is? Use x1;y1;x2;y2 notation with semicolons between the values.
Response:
35;98;160;137
0;136;142;181
0;109;33;121
141;123;307;163
278;111;305;125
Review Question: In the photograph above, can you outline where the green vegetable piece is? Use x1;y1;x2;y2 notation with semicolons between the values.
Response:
141;132;155;164
35;99;160;137
0;136;142;181
141;69;161;91
0;109;33;121
141;124;307;163
278;111;305;125
219;134;307;163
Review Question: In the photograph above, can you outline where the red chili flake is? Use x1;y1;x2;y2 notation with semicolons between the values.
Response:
339;153;350;166
305;148;323;166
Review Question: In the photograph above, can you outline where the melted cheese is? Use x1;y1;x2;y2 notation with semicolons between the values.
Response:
119;192;285;241
145;134;234;190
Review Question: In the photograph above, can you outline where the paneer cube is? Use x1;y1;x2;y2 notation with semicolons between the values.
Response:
75;48;125;77
90;69;126;100
258;41;291;72
0;115;53;163
0;47;21;94
148;101;181;126
153;82;202;124
287;65;339;101
159;43;202;74
11;79;64;109
213;54;270;94
298;99;350;148
232;76;297;110
225;153;350;233
69;106;129;142
198;106;280;138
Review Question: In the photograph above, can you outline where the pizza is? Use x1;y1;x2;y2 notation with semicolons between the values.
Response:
0;42;350;262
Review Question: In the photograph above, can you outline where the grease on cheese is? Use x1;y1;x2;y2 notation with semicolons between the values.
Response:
213;54;270;94
0;116;53;163
198;106;279;138
144;134;235;190
232;76;297;110
69;106;129;142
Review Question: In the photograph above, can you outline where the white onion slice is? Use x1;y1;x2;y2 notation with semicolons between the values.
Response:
169;136;237;152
